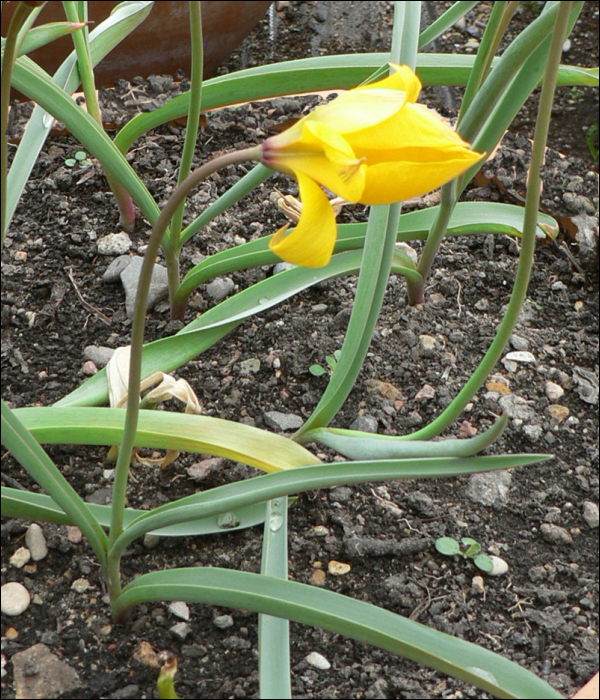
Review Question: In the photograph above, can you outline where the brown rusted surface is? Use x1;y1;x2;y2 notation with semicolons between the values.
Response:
2;1;270;87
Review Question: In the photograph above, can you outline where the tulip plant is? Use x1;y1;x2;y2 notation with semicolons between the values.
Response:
2;1;597;698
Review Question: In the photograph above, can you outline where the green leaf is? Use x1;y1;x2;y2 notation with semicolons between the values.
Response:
114;52;597;153
4;1;154;233
296;204;402;438
463;541;482;558
302;413;508;459
474;554;495;573
175;201;557;303
309;365;327;377
1;21;86;55
56;202;557;410
419;2;479;50
1;402;108;568
435;537;461;556
112;567;563;699
56;250;413;408
259;498;291;698
14;407;320;473
109;454;550;560
1;485;271;537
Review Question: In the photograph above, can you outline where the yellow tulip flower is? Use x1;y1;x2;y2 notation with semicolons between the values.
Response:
261;63;484;267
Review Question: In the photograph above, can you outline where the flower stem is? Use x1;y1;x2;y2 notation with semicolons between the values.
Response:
400;0;574;441
107;146;262;596
411;180;456;303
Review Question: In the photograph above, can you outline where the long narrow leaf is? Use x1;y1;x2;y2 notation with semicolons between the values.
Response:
1;486;270;537
5;1;154;232
295;204;401;438
259;497;291;699
110;454;549;559
418;1;479;50
1;401;108;566
176;201;558;300
14;407;320;473
301;413;508;458
113;567;563;699
9;55;159;224
113;53;596;153
1;21;87;55
55;251;414;408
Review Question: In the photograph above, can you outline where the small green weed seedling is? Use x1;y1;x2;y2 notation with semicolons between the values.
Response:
309;350;342;377
435;536;494;573
64;149;89;167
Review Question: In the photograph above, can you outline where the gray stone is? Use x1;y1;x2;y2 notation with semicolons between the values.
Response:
120;256;169;319
509;334;529;351
239;358;261;375
522;424;543;442
545;380;564;401
498;394;536;421
572;366;599;405
103;254;133;282
263;410;303;431
170;622;192;641
582;501;599;529
419;334;438;356
12;644;80;699
349;415;378;433
169;601;190;621
1;582;31;615
213;614;234;629
97;232;131;255
206;277;235;302
143;534;161;550
311;303;328;315
83;345;115;368
25;523;48;561
572;214;599;267
273;262;296;274
467;470;512;507
540;523;573;545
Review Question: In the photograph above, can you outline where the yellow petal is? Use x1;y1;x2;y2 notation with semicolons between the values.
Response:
269;172;337;267
347;102;472;156
360;150;484;205
297;121;366;201
355;63;421;103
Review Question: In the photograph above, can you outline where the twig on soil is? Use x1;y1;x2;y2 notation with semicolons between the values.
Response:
67;267;111;325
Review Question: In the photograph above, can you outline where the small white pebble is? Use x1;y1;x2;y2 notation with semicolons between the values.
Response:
25;523;48;561
1;582;31;616
71;578;93;593
306;651;331;670
504;351;536;364
9;547;31;568
169;601;190;621
487;556;509;576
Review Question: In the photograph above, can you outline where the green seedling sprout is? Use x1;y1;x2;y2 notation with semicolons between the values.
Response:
64;149;89;167
309;349;342;377
435;536;495;573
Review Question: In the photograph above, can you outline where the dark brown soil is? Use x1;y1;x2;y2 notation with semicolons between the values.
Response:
2;2;598;699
